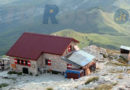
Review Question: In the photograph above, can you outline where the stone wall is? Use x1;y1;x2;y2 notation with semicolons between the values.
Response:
36;41;79;72
43;53;78;72
9;57;38;75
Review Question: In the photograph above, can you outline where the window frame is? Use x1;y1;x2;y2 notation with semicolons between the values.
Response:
45;59;51;66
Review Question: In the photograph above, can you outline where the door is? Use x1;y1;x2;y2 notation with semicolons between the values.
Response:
84;68;90;75
23;68;29;74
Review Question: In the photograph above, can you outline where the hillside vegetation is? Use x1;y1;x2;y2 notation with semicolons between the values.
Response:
52;29;130;49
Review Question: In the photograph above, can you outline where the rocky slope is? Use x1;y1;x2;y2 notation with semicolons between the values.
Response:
0;45;130;90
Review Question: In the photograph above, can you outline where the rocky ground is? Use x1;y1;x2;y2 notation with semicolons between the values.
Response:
0;45;130;90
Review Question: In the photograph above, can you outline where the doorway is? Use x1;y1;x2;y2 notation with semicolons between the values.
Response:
23;68;29;74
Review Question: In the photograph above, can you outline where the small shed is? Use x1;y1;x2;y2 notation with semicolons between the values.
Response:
62;50;96;78
120;45;130;54
120;45;130;64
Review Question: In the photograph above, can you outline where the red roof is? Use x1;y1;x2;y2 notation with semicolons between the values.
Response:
6;32;79;60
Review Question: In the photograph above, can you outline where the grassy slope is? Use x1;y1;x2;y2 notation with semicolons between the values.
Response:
52;29;130;49
100;11;129;35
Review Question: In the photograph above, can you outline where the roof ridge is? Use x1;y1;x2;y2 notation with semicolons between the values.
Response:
23;32;79;42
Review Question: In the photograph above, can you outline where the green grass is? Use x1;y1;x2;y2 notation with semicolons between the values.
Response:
85;77;99;85
8;71;22;75
109;69;124;73
113;62;130;66
0;83;9;88
52;29;130;49
2;77;16;80
82;84;114;90
94;84;113;90
107;61;130;67
46;87;53;90
118;74;123;79
8;71;17;74
118;56;128;64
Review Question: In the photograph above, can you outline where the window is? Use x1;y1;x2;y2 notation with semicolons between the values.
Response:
45;59;51;66
25;61;28;65
14;58;17;64
45;59;48;65
15;59;31;66
68;45;73;52
67;64;72;69
21;60;24;65
28;61;31;67
17;59;20;64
